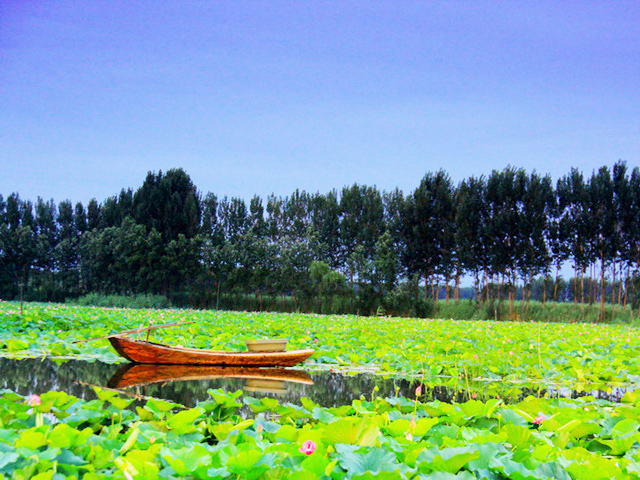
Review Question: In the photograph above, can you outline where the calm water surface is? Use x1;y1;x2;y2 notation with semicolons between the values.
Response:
0;358;631;408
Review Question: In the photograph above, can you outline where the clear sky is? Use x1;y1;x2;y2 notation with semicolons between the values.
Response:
1;1;639;205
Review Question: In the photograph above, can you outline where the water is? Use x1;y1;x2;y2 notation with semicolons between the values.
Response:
0;357;633;408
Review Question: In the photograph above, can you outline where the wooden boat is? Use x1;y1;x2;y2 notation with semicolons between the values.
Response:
108;335;315;366
108;363;314;389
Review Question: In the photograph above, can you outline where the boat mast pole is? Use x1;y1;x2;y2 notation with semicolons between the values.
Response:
72;320;194;343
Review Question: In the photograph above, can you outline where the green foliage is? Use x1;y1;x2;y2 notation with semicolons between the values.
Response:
2;301;640;476
72;293;173;309
3;301;640;397
383;277;434;318
4;164;640;322
3;386;640;478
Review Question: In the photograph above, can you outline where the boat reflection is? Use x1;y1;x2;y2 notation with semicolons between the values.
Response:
107;363;313;395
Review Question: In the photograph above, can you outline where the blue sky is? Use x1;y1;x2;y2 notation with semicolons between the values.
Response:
1;1;639;205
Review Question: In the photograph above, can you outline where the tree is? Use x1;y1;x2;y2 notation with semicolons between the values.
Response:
588;166;615;319
402;170;455;300
370;229;397;291
557;169;590;306
484;167;527;315
1;194;37;302
339;184;384;284
86;199;101;231
518;173;554;308
34;198;58;284
455;176;488;301
612;161;634;312
56;200;79;296
309;191;341;269
133;169;201;241
74;202;87;236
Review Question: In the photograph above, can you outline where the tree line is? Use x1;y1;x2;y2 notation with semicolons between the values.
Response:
1;163;639;319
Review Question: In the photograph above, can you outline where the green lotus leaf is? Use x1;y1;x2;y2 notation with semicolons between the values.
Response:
15;428;48;450
336;446;400;476
47;424;92;449
592;437;637;456
611;418;639;438
166;407;204;434
417;446;481;474
502;424;535;450
6;339;28;353
92;387;117;402
323;417;381;447
160;444;211;476
123;446;161;480
0;452;19;471
145;398;178;415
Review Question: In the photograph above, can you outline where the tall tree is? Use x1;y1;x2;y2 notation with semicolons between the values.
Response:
455;176;488;300
402;170;455;300
339;184;384;283
557;168;590;306
34;198;58;276
86;199;101;231
2;194;36;300
518;172;554;307
612;161;633;311
309;191;341;269
484;167;531;316
588;166;616;319
133;168;201;241
56;200;79;295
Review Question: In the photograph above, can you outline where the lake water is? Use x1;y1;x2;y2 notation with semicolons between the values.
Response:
0;357;631;408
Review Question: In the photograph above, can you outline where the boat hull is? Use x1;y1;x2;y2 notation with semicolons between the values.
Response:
108;336;314;366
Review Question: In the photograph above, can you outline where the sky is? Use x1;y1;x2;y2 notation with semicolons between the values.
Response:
1;1;639;206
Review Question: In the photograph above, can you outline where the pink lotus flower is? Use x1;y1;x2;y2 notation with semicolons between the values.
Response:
257;424;263;434
28;394;41;406
299;440;317;455
533;415;545;425
410;417;416;430
405;432;413;441
415;384;422;397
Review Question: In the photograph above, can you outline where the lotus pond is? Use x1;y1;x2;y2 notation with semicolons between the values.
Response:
2;301;640;479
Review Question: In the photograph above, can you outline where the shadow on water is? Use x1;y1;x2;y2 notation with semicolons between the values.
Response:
0;357;634;408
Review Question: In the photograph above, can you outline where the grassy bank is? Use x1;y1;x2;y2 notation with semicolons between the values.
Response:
433;298;639;324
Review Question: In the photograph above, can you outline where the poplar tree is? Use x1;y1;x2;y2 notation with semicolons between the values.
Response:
455;176;487;301
402;170;455;300
588;166;615;319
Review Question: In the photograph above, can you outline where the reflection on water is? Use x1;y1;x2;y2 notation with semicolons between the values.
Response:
0;357;634;408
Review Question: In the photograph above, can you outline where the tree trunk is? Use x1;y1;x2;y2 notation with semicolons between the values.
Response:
508;270;515;321
553;263;560;305
424;271;430;301
216;277;221;310
431;276;438;302
600;249;606;322
445;273;450;304
581;266;585;314
482;271;489;304
573;264;578;307
612;261;617;317
623;264;630;312
617;263;625;309
19;280;24;315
